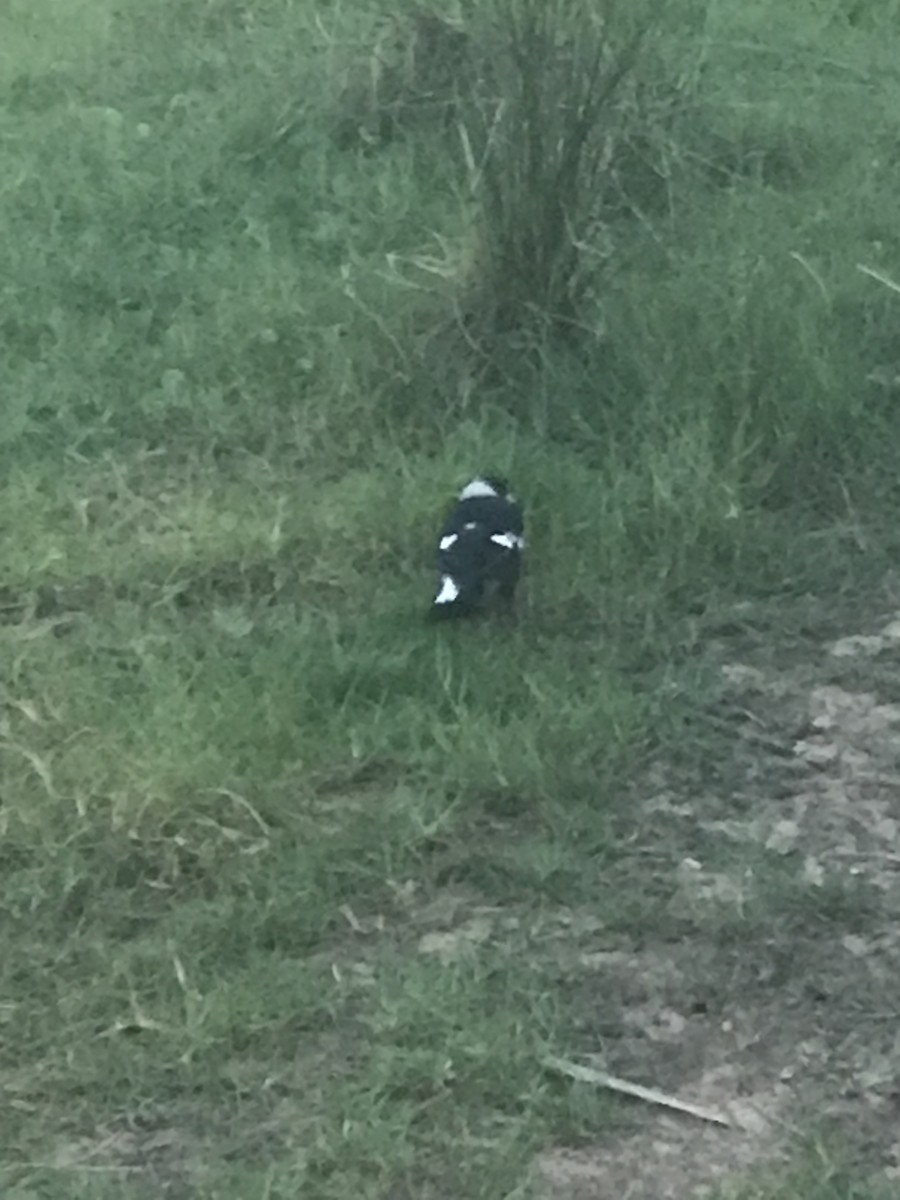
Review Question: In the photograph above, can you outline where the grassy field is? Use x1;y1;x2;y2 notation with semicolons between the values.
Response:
3;0;900;1196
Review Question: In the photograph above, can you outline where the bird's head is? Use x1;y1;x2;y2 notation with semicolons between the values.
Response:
458;474;511;501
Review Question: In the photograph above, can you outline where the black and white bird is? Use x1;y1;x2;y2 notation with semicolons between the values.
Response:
431;475;525;616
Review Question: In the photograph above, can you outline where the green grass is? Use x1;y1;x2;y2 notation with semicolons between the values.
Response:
3;0;900;1196
711;1143;899;1200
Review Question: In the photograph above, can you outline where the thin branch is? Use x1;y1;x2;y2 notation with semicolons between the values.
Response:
543;1055;734;1127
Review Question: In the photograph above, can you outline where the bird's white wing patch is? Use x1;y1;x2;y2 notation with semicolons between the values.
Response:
490;532;525;550
439;533;458;551
434;575;460;605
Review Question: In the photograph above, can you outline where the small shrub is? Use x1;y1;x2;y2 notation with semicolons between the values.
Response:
332;7;475;150
458;0;668;341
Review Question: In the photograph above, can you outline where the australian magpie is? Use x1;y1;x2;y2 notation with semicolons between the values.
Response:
431;475;525;616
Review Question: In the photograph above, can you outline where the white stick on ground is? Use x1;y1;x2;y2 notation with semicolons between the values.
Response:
543;1055;733;1128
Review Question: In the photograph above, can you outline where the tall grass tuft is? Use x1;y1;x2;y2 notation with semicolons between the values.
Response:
458;0;666;344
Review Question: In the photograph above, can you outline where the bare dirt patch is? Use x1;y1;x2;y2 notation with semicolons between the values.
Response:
534;609;900;1198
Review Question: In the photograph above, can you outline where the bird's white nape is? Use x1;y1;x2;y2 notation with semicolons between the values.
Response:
434;575;460;605
459;478;500;500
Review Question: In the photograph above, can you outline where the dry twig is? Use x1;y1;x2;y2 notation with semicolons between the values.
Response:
543;1055;733;1127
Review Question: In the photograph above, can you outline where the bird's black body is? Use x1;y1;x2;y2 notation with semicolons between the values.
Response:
432;476;525;616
